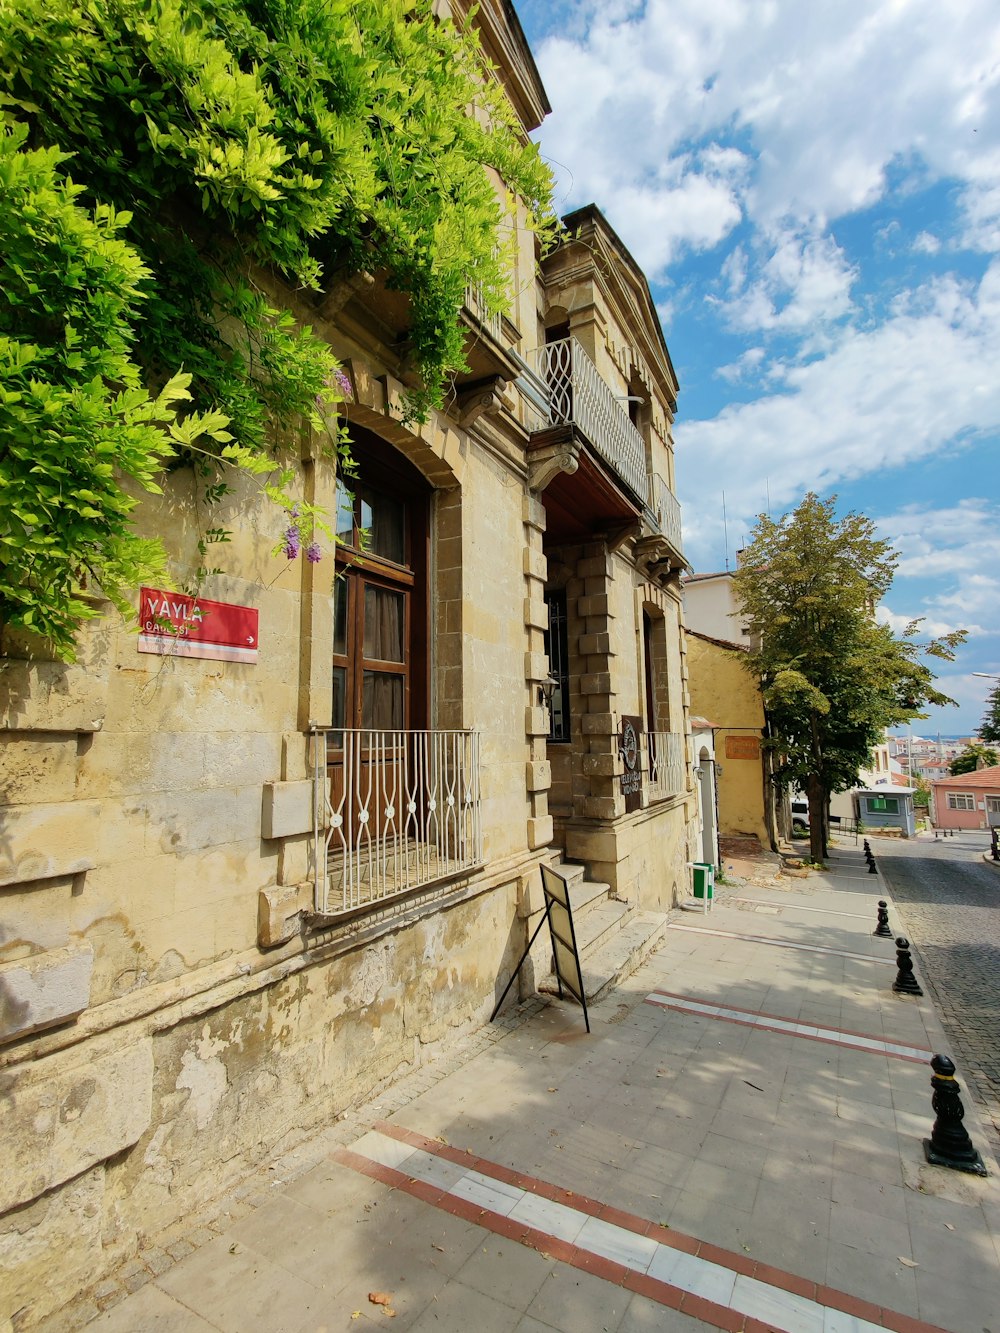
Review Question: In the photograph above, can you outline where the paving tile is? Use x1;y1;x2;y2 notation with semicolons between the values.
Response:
575;1215;660;1271
646;1245;737;1306
831;1141;905;1187
697;1131;769;1176
828;1201;912;1261
666;1189;755;1255
683;1159;760;1212
86;1283;218;1332
751;1180;832;1240
823;1241;920;1318
225;1190;325;1258
619;1291;719;1331
526;1267;630;1332
454;1236;556;1310
155;1234;324;1333
905;1216;1000;1286
731;1273;826;1333
406;1278;522;1333
625;1141;695;1189
913;1269;999;1333
830;1173;909;1222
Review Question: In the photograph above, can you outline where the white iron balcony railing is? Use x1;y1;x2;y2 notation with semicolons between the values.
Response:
312;728;483;917
463;283;504;344
648;472;684;557
646;730;685;803
534;338;648;501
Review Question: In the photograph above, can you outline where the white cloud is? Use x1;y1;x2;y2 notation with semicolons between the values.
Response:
716;346;765;382
534;0;1000;239
913;231;941;255
676;262;1000;531
720;230;858;332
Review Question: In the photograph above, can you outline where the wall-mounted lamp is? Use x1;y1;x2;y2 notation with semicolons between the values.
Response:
538;674;559;709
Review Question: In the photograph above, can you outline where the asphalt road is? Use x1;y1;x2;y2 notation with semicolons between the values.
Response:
875;831;1000;1155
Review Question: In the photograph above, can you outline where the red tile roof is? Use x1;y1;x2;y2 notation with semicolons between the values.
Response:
931;764;1000;787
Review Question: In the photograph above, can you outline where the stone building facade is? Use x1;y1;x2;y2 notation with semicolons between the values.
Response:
0;4;696;1323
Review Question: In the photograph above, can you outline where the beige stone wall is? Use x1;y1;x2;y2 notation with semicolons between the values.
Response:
0;880;522;1328
0;299;558;1326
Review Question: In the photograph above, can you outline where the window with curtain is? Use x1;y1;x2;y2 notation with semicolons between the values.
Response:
329;438;429;746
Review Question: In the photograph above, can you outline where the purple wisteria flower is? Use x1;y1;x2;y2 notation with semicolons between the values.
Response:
283;523;301;561
306;541;322;564
334;368;353;399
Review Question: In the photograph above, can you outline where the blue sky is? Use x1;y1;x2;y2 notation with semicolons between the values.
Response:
516;0;1000;737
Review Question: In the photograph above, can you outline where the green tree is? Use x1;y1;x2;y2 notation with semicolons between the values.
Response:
948;744;999;776
979;682;1000;745
0;0;554;658
911;773;931;809
732;494;964;862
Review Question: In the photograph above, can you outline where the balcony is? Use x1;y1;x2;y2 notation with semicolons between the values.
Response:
647;472;685;564
312;728;483;917
646;731;686;803
534;338;648;501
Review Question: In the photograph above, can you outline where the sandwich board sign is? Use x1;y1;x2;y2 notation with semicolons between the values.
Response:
490;863;590;1032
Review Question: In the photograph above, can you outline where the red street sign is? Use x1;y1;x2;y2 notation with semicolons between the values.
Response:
138;587;259;664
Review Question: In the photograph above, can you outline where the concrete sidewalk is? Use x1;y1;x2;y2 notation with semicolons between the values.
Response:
58;845;1000;1333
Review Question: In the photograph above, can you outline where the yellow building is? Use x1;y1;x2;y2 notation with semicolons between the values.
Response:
685;629;774;852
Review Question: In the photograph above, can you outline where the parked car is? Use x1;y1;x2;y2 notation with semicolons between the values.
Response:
790;801;810;835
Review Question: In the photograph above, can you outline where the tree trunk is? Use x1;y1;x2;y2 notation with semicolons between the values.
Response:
806;712;827;862
806;774;826;862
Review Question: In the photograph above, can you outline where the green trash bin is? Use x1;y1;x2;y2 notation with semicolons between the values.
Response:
692;862;714;901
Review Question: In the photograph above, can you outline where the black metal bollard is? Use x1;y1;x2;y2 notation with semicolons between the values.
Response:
867;856;878;874
863;840;871;853
873;900;893;938
991;828;999;862
892;937;923;995
923;1055;987;1176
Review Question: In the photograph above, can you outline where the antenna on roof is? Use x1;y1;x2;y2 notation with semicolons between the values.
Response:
723;491;730;571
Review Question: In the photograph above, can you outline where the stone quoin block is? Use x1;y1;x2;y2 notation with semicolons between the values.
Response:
0;800;101;887
527;815;554;850
0;944;94;1045
522;546;548;582
0;660;108;733
261;779;313;840
257;883;307;947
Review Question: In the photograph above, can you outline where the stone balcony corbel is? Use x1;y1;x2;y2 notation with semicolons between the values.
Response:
634;534;675;580
315;270;376;322
456;375;510;430
526;436;580;493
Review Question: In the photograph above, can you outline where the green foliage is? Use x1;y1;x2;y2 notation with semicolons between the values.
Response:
979;682;1000;745
0;0;553;657
911;773;931;808
732;493;966;857
948;743;999;776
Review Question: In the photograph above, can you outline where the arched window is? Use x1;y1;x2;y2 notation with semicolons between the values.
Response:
330;429;430;741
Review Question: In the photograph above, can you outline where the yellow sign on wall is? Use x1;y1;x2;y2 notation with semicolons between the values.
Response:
725;734;760;760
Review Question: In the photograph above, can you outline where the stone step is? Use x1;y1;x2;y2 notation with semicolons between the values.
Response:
569;895;634;961
543;859;613;922
544;854;586;888
540;909;667;1005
